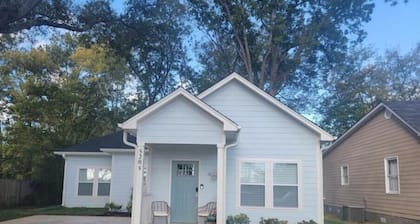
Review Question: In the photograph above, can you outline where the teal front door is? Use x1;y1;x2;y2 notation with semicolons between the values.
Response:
171;161;199;223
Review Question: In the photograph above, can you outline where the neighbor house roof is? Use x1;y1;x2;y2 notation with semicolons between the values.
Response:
56;131;136;153
198;72;334;141
324;100;420;157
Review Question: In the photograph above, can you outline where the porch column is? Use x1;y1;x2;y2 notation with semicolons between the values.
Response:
216;144;226;224
131;143;145;224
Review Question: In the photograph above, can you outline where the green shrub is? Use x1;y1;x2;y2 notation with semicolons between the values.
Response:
105;202;122;212
259;217;288;224
297;220;317;224
226;213;250;224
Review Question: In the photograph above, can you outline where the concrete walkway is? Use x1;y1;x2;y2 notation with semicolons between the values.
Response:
0;215;130;224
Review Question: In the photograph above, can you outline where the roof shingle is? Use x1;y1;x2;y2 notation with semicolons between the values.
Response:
58;131;136;152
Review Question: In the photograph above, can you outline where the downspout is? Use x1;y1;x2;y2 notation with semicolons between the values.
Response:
221;131;240;223
123;131;137;149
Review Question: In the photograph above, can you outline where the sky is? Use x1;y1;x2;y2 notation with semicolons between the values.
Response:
110;0;420;55
364;0;420;54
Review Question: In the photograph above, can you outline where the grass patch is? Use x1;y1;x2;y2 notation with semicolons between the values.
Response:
0;205;108;222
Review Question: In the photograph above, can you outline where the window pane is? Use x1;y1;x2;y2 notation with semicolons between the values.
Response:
79;168;94;182
98;169;112;182
98;183;111;196
273;163;297;185
241;162;265;184
240;185;265;207
273;186;298;207
387;159;399;192
78;183;93;196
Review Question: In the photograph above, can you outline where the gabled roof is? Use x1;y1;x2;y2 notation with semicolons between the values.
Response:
324;100;420;156
386;101;420;134
198;72;334;141
118;88;240;132
56;131;136;153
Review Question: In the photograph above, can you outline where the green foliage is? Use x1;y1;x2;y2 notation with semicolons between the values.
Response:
226;213;250;224
0;34;124;204
297;220;317;224
188;0;375;109
105;202;122;212
0;0;116;34
260;217;288;224
0;206;107;222
320;45;420;136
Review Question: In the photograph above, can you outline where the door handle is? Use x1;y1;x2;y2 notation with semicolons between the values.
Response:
195;187;198;193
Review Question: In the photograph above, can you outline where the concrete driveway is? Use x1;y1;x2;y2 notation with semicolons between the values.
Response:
0;215;130;224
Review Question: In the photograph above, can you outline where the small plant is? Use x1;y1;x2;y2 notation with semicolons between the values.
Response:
297;220;317;224
126;190;133;213
105;202;122;212
259;217;288;224
226;213;250;224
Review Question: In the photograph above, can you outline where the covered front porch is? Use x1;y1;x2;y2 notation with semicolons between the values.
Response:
118;88;240;224
141;143;218;224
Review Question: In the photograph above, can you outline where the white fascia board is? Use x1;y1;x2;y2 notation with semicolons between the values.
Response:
53;151;109;156
100;148;135;153
119;88;239;132
198;72;334;141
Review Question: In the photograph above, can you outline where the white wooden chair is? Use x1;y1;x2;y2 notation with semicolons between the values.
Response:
197;201;216;224
152;201;170;224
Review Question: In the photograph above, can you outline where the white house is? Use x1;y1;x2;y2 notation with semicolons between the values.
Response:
55;73;333;224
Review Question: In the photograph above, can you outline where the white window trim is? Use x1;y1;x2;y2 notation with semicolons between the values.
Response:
340;164;349;186
237;159;302;210
76;167;111;197
384;156;400;194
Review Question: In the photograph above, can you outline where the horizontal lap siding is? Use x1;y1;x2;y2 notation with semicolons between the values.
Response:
110;153;134;209
139;96;224;145
323;112;420;220
149;145;217;207
203;80;321;224
64;156;111;207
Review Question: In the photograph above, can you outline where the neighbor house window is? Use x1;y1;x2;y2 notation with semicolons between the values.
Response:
239;160;299;208
78;168;111;196
341;165;349;185
240;162;265;207
273;163;298;208
385;157;399;194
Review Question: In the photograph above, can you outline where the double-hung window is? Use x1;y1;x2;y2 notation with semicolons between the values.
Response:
341;165;349;185
239;160;299;208
78;168;111;196
385;157;399;194
240;162;266;207
273;163;298;208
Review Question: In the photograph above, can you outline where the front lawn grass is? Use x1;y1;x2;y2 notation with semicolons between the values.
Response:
0;205;108;222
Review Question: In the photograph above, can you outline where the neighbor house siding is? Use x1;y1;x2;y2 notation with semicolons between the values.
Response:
323;110;420;220
138;96;224;145
110;153;134;209
202;80;322;224
63;155;111;207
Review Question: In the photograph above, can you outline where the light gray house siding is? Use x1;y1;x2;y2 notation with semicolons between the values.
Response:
110;152;134;209
202;80;322;224
62;155;111;207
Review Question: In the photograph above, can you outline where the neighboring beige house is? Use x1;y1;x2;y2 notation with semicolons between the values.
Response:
323;101;420;224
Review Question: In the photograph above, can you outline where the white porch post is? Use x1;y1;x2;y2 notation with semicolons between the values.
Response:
131;143;145;224
216;144;226;224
